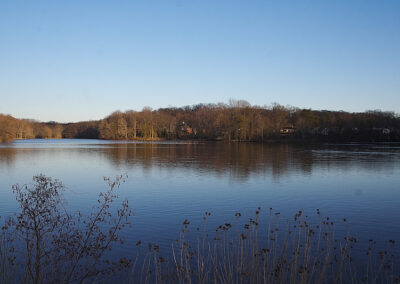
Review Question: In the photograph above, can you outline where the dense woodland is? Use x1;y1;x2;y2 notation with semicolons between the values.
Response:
1;101;400;142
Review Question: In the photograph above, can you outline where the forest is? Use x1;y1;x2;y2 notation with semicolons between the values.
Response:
1;100;400;142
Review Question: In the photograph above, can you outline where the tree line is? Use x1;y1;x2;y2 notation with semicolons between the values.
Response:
0;114;63;142
1;100;400;142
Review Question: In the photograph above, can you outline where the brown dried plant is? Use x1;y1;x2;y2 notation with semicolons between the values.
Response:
1;174;133;284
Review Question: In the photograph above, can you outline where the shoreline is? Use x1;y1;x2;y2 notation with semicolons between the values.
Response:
3;137;400;144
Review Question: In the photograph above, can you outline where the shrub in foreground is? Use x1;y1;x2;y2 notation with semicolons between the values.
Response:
0;174;133;284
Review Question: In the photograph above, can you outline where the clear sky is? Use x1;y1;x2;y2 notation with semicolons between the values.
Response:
0;0;399;123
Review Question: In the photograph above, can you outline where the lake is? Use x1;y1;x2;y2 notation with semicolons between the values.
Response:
1;139;400;269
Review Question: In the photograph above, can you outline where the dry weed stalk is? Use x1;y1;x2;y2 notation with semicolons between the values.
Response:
129;208;399;284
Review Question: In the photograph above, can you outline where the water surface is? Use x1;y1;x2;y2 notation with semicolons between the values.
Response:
1;139;399;255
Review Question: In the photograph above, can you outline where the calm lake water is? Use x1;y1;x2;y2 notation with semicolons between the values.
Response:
1;139;400;258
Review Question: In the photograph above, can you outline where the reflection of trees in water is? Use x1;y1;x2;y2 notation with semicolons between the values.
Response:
0;148;17;167
101;143;400;180
1;143;399;181
0;148;36;168
103;143;302;180
309;144;400;173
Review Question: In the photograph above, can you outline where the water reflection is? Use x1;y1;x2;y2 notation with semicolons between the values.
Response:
1;140;400;271
1;141;399;181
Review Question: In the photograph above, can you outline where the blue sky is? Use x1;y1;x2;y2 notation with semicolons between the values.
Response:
0;0;399;122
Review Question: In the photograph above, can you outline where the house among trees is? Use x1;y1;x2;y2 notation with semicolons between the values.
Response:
373;127;391;135
178;122;197;137
321;128;329;136
280;126;296;135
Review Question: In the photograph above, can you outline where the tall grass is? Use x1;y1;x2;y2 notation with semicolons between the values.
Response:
129;209;399;284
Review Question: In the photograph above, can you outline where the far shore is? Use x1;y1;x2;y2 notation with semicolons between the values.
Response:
3;137;399;144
